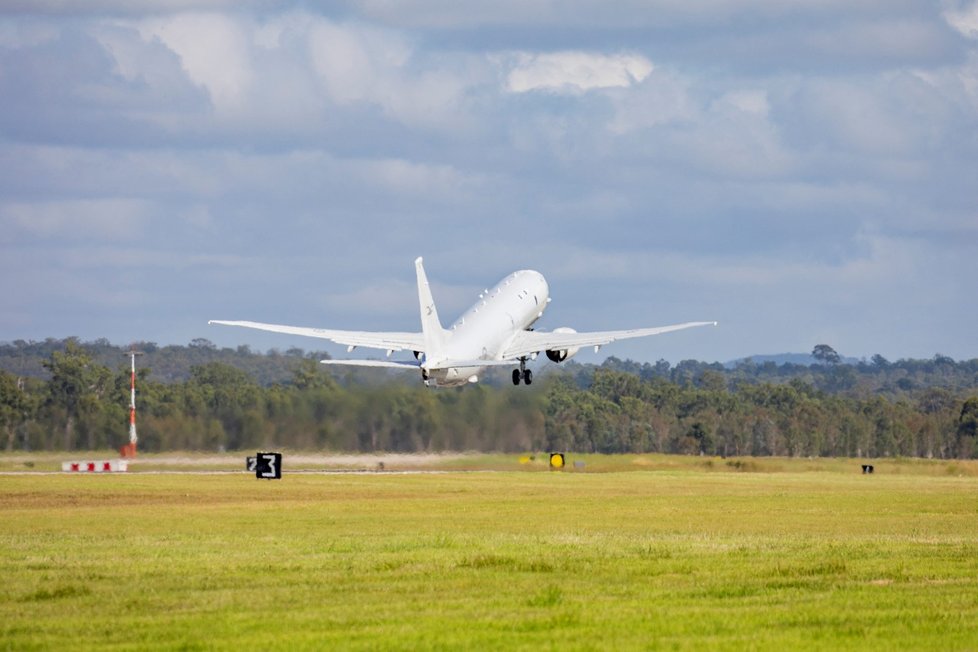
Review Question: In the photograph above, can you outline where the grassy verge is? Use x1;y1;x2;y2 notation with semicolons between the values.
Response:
2;466;977;649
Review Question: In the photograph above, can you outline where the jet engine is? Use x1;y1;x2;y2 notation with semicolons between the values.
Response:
545;327;580;363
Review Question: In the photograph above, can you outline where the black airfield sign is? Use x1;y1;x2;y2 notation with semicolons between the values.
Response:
255;452;282;479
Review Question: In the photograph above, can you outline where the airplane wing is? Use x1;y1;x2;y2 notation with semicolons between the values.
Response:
501;321;717;360
208;320;425;353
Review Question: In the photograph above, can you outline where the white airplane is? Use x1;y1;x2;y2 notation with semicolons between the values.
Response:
210;257;716;388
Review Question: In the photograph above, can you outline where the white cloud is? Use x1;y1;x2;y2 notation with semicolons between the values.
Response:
505;51;653;94
608;68;697;132
717;90;770;116
0;1;266;13
789;79;917;156
1;5;976;359
346;1;925;31
354;158;482;200
605;76;789;178
0;199;149;242
318;280;417;317
959;52;978;104
308;20;409;105
0;19;58;48
136;13;253;112
944;1;978;38
179;204;216;231
253;11;312;50
306;19;477;130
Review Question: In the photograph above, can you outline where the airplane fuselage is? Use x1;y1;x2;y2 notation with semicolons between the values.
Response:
426;269;549;386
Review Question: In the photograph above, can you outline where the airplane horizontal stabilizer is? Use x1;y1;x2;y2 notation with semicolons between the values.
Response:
320;358;516;370
319;359;421;369
431;359;520;368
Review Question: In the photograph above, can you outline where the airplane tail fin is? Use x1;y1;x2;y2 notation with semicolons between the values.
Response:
415;257;446;362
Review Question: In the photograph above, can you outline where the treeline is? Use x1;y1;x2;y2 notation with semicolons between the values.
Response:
547;373;977;459
0;337;328;385
5;338;977;397
1;339;976;457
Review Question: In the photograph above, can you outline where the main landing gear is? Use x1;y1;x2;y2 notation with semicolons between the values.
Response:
512;358;532;386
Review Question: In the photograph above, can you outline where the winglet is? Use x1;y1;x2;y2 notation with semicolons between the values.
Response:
415;257;446;362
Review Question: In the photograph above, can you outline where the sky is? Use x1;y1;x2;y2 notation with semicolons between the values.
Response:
1;1;977;365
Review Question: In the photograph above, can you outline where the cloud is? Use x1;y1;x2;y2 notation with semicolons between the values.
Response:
135;13;252;112
608;69;696;132
944;1;978;38
781;67;977;168
0;1;277;16
0;4;976;360
0;18;59;47
346;1;927;31
717;90;769;115
505;51;653;94
308;20;411;104
354;158;485;201
304;18;489;131
0;199;149;242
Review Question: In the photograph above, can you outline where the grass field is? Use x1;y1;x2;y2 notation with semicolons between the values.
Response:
2;455;978;650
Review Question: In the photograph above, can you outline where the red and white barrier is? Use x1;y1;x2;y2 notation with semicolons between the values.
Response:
62;460;128;473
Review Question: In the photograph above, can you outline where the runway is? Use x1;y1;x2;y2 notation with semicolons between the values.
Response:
0;469;492;476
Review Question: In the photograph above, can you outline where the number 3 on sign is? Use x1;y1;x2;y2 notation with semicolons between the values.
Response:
256;452;282;480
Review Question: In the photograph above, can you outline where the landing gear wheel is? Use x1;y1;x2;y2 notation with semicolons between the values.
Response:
512;369;521;385
523;369;532;385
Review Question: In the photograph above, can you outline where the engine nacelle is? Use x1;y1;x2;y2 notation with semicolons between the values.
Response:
545;327;580;363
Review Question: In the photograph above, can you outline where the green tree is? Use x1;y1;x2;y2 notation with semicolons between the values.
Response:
0;371;31;451
870;354;890;369
42;341;112;450
697;369;727;393
956;397;978;458
812;344;841;365
291;357;335;391
188;362;261;450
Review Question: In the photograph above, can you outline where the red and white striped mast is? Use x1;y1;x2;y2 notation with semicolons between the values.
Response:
121;349;143;458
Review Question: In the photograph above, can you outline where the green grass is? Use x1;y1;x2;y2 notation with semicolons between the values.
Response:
2;461;978;649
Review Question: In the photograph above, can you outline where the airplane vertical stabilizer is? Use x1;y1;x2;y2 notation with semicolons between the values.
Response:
415;257;446;361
